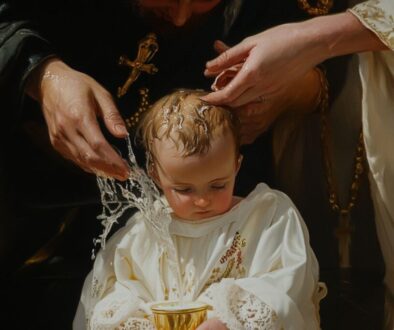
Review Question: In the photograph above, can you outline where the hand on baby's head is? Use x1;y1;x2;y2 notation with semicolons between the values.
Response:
138;89;242;221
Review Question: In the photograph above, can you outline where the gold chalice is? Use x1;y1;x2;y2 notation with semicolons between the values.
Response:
151;301;211;330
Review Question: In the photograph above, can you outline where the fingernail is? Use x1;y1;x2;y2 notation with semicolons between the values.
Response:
115;124;128;135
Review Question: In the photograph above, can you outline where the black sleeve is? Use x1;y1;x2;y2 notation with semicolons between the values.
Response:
0;1;55;120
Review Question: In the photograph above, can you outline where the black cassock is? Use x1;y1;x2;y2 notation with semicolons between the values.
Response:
0;1;383;329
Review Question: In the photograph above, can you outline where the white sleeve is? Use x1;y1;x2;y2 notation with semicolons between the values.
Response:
200;280;280;330
74;216;155;330
349;0;394;50
89;283;154;330
349;2;394;326
199;201;320;330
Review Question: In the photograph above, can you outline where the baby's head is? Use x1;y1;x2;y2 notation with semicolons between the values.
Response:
139;89;242;220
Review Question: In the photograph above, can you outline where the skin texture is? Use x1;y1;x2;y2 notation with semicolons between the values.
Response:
26;58;130;180
196;318;228;330
26;7;386;179
202;12;387;107
206;40;321;144
151;130;239;329
200;12;388;144
25;1;222;180
151;130;242;221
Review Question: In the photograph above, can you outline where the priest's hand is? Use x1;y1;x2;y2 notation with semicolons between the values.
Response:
196;318;228;330
25;57;130;181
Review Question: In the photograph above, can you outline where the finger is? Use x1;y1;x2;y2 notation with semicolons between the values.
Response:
213;40;229;54
94;89;128;138
78;113;130;180
53;135;94;174
205;39;252;76
228;85;272;107
202;67;254;105
73;133;129;180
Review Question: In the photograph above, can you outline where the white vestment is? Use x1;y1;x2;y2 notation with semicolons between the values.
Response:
349;1;394;327
73;184;321;330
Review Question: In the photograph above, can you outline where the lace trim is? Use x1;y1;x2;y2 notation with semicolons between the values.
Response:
91;276;104;299
116;318;155;330
350;0;394;50
89;317;154;330
89;294;151;330
201;281;279;330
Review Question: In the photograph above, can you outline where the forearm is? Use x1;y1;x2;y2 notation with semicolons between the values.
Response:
299;12;388;63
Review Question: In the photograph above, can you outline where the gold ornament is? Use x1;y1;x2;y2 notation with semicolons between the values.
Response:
298;0;333;16
125;87;151;130
151;302;211;330
317;67;365;268
117;33;159;98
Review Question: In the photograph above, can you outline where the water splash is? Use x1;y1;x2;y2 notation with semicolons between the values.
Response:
94;136;172;251
93;136;184;298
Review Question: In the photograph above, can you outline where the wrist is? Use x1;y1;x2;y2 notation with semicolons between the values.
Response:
25;57;64;101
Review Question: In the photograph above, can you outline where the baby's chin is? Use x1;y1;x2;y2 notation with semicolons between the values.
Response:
174;198;242;221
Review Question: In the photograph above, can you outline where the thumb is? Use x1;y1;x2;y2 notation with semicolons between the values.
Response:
205;39;252;75
95;91;128;138
213;40;229;54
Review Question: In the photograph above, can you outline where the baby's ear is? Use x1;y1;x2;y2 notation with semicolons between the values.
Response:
236;154;243;173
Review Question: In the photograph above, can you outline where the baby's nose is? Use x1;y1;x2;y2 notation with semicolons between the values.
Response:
194;196;210;208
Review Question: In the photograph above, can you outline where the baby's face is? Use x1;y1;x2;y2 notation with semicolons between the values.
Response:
152;132;240;220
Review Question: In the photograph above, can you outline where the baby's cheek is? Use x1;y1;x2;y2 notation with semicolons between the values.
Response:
215;190;233;210
167;191;192;209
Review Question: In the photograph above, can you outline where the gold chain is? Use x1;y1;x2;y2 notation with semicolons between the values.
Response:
298;0;333;16
318;68;366;218
125;87;151;130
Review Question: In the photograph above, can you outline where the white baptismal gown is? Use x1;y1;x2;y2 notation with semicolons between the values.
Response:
74;183;322;330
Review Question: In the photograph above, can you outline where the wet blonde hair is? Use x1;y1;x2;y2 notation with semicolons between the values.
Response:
138;89;240;161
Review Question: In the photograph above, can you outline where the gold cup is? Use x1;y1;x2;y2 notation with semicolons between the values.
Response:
151;301;210;330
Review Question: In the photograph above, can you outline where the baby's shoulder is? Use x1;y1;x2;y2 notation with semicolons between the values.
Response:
245;183;295;211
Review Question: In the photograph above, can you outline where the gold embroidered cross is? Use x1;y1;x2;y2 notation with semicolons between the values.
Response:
117;33;159;98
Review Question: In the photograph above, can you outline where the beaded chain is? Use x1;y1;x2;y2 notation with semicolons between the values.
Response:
125;87;151;129
317;68;366;219
298;0;333;16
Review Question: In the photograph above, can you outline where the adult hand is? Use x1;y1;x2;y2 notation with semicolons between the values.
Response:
26;58;130;180
207;42;321;144
202;21;327;107
203;12;388;107
196;318;228;330
236;68;321;144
